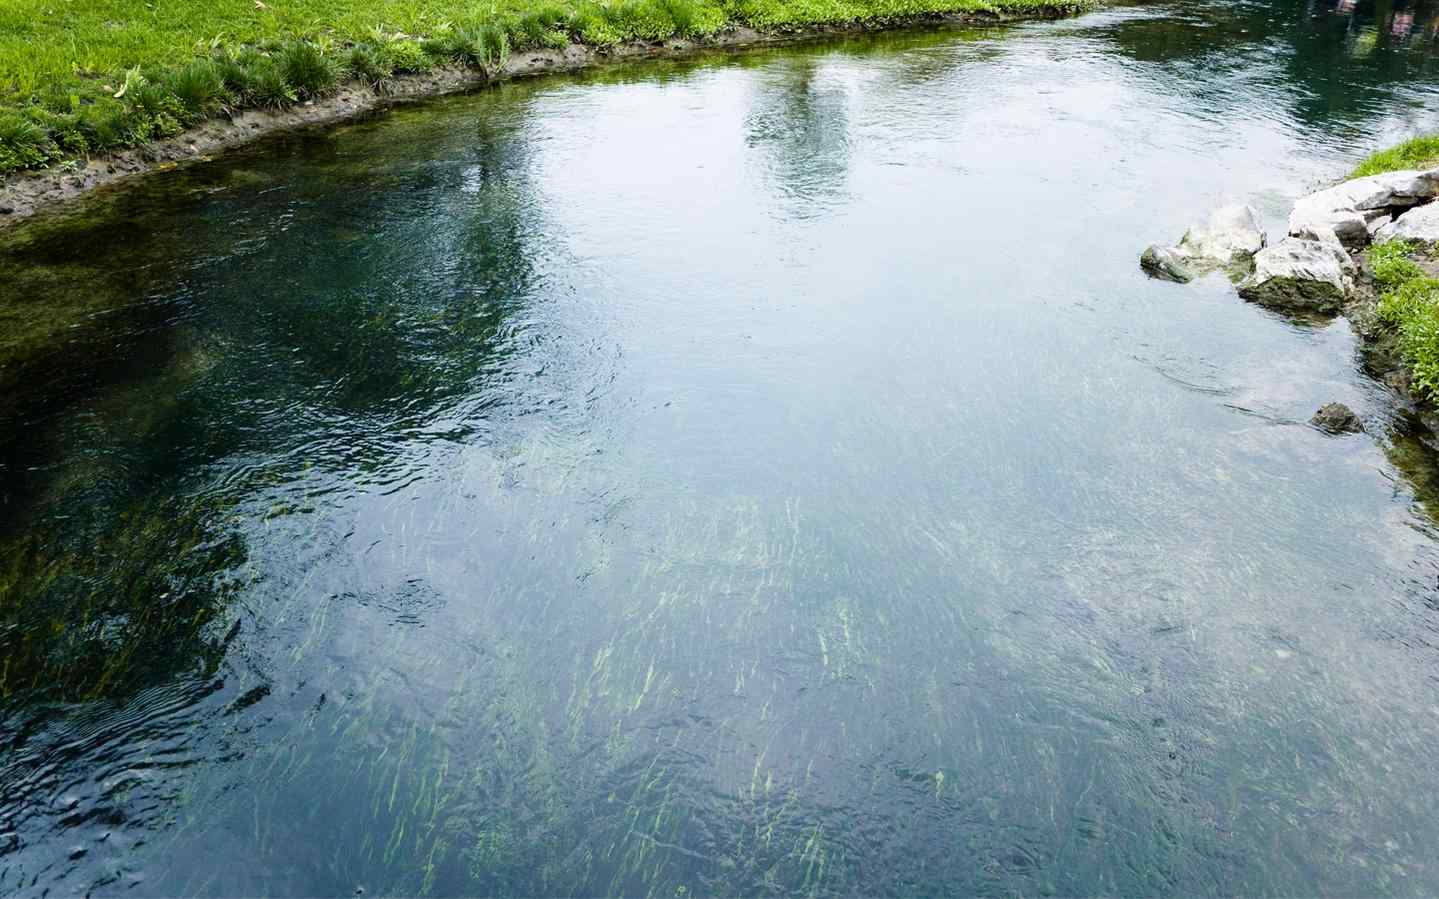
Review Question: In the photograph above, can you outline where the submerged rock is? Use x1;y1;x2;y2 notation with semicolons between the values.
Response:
1140;244;1196;282
1288;168;1439;249
1236;237;1355;313
1140;204;1266;282
1374;201;1439;244
1310;402;1364;434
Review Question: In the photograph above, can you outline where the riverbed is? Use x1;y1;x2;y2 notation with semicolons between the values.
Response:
5;1;1439;895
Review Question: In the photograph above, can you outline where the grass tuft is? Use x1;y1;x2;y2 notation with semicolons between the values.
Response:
250;60;299;109
167;59;229;119
470;23;512;71
382;39;434;74
512;4;576;48
656;0;700;36
0;114;53;174
570;3;624;44
77;100;134;151
279;41;340;99
346;44;396;89
421;27;470;60
127;77;188;139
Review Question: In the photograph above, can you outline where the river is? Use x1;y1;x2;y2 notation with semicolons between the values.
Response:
5;0;1439;894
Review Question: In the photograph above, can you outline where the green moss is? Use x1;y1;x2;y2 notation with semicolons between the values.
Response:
1350;134;1439;179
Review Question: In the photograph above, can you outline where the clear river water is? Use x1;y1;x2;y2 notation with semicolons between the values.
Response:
5;0;1439;894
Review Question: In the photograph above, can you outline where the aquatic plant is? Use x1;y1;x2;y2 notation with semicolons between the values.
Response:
0;495;246;701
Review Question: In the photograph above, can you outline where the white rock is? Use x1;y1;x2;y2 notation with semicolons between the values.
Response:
1176;204;1267;263
1374;201;1439;244
1237;237;1356;312
1287;168;1439;248
1306;168;1439;212
1288;201;1368;247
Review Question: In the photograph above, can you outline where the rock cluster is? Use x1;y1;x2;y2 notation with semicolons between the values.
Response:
1238;168;1439;312
1140;204;1266;283
1142;168;1439;314
1288;169;1439;247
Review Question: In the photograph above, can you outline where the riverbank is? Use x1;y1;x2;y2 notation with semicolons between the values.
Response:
1302;136;1439;412
1227;136;1439;424
1342;135;1439;407
1136;132;1439;431
0;2;1089;231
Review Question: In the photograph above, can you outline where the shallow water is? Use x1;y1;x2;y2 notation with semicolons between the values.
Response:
6;0;1439;894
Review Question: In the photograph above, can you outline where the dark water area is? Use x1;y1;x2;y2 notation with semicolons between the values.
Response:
6;0;1439;894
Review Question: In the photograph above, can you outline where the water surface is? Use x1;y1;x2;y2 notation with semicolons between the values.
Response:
6;1;1439;894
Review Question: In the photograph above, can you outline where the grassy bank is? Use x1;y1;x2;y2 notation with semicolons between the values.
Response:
1371;238;1439;397
1350;133;1439;397
0;0;1086;178
1350;133;1439;179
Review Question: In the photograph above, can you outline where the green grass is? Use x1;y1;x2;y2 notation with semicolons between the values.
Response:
0;0;1090;177
1372;239;1439;397
1350;133;1439;179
